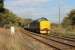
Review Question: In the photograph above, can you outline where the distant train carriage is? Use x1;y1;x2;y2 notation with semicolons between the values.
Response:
24;17;51;34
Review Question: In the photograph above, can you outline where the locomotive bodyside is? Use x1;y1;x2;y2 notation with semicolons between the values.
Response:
29;20;40;33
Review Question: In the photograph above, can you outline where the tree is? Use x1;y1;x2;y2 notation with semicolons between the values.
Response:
68;9;75;25
0;0;4;12
62;9;75;29
0;8;33;28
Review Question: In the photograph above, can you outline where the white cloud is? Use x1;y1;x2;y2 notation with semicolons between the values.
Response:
5;0;75;23
9;0;48;5
5;0;48;14
5;0;48;9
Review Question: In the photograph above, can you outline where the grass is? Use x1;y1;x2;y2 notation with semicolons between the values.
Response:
49;26;75;38
0;28;29;50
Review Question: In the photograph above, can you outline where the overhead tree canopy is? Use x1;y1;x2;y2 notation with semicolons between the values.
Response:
0;0;4;12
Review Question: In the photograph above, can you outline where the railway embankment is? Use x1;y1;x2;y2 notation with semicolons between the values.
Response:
0;28;55;50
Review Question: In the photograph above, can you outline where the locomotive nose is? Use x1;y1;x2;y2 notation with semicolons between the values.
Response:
40;28;50;34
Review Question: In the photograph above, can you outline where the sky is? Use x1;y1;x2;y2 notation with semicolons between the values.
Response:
4;0;75;23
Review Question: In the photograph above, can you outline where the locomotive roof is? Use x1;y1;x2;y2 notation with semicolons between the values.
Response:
38;17;48;21
31;17;48;23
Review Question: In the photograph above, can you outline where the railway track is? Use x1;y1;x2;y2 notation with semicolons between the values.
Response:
21;29;75;50
39;35;75;47
50;36;75;42
51;32;75;42
21;29;59;50
31;33;75;49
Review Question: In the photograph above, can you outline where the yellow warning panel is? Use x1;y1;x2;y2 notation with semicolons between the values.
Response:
40;21;51;30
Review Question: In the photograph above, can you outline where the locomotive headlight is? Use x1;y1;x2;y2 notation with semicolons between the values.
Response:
48;31;50;33
40;31;47;34
40;28;50;34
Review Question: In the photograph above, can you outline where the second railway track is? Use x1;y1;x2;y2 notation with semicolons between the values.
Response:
51;36;75;42
33;34;75;47
21;29;75;50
